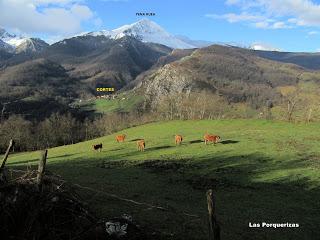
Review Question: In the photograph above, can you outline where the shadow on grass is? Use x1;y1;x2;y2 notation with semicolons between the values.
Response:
189;140;203;144
7;158;39;166
6;150;320;240
129;138;144;142
147;145;174;151
103;148;124;152
220;140;239;144
48;154;75;160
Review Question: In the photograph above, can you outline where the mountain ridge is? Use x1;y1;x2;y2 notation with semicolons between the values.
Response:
0;27;49;53
83;19;197;49
132;44;320;109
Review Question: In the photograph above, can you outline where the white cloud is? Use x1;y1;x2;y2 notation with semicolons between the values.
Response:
70;4;93;19
225;0;241;5
250;42;281;51
208;0;320;30
0;0;98;37
254;21;269;28
252;20;292;29
308;30;318;35
272;21;291;29
258;0;320;27
207;12;291;29
101;0;129;2
206;13;265;23
34;0;84;5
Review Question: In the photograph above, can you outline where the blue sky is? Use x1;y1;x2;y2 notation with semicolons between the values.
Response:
1;0;320;52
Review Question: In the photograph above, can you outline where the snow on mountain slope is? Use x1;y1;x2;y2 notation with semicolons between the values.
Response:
0;27;15;40
15;38;49;53
0;27;24;47
85;19;197;49
5;38;26;47
0;39;14;52
0;27;48;53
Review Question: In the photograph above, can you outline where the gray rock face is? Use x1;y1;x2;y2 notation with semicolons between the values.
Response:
144;64;193;95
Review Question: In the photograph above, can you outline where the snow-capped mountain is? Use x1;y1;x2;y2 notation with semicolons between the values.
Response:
0;27;16;40
84;19;197;49
0;39;14;52
15;38;49;53
0;27;48;53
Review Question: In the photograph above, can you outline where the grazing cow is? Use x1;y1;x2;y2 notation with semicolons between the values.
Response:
116;134;126;143
93;143;103;152
137;139;145;152
175;135;183;145
204;134;221;145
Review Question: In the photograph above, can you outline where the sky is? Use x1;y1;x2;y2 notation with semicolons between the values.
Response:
1;0;320;52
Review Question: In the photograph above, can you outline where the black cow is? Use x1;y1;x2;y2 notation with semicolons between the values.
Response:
93;143;103;152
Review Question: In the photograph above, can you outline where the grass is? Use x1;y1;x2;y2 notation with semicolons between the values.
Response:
78;94;143;113
5;119;320;240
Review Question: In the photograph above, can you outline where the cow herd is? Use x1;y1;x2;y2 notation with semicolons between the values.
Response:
92;134;221;152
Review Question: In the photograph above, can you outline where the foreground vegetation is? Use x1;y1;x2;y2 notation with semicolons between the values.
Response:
5;120;320;240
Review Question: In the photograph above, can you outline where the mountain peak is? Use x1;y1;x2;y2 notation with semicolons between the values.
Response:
0;27;48;53
85;19;196;49
137;18;153;24
0;27;16;39
131;19;163;29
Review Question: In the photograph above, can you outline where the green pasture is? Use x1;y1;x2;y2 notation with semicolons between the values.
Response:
5;120;320;239
79;94;143;113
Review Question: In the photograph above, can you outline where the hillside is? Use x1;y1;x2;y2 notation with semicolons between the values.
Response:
0;58;80;119
253;49;320;70
0;36;172;119
30;36;171;92
134;45;320;108
6;120;320;240
0;36;172;91
2;32;320;119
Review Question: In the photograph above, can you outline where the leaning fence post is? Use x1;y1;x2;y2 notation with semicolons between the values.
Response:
0;139;14;170
207;189;221;240
0;139;14;182
37;149;48;186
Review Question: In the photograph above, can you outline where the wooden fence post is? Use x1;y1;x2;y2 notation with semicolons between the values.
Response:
0;139;14;170
37;150;48;186
0;139;14;182
207;189;221;240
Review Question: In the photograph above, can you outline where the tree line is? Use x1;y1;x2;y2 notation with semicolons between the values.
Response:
149;88;320;122
0;112;153;153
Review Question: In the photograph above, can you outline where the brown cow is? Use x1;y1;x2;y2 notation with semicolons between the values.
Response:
137;139;145;152
204;134;221;145
93;143;103;152
115;134;126;143
175;135;183;145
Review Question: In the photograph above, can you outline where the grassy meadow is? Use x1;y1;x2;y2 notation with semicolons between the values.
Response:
78;94;143;113
5;119;320;240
